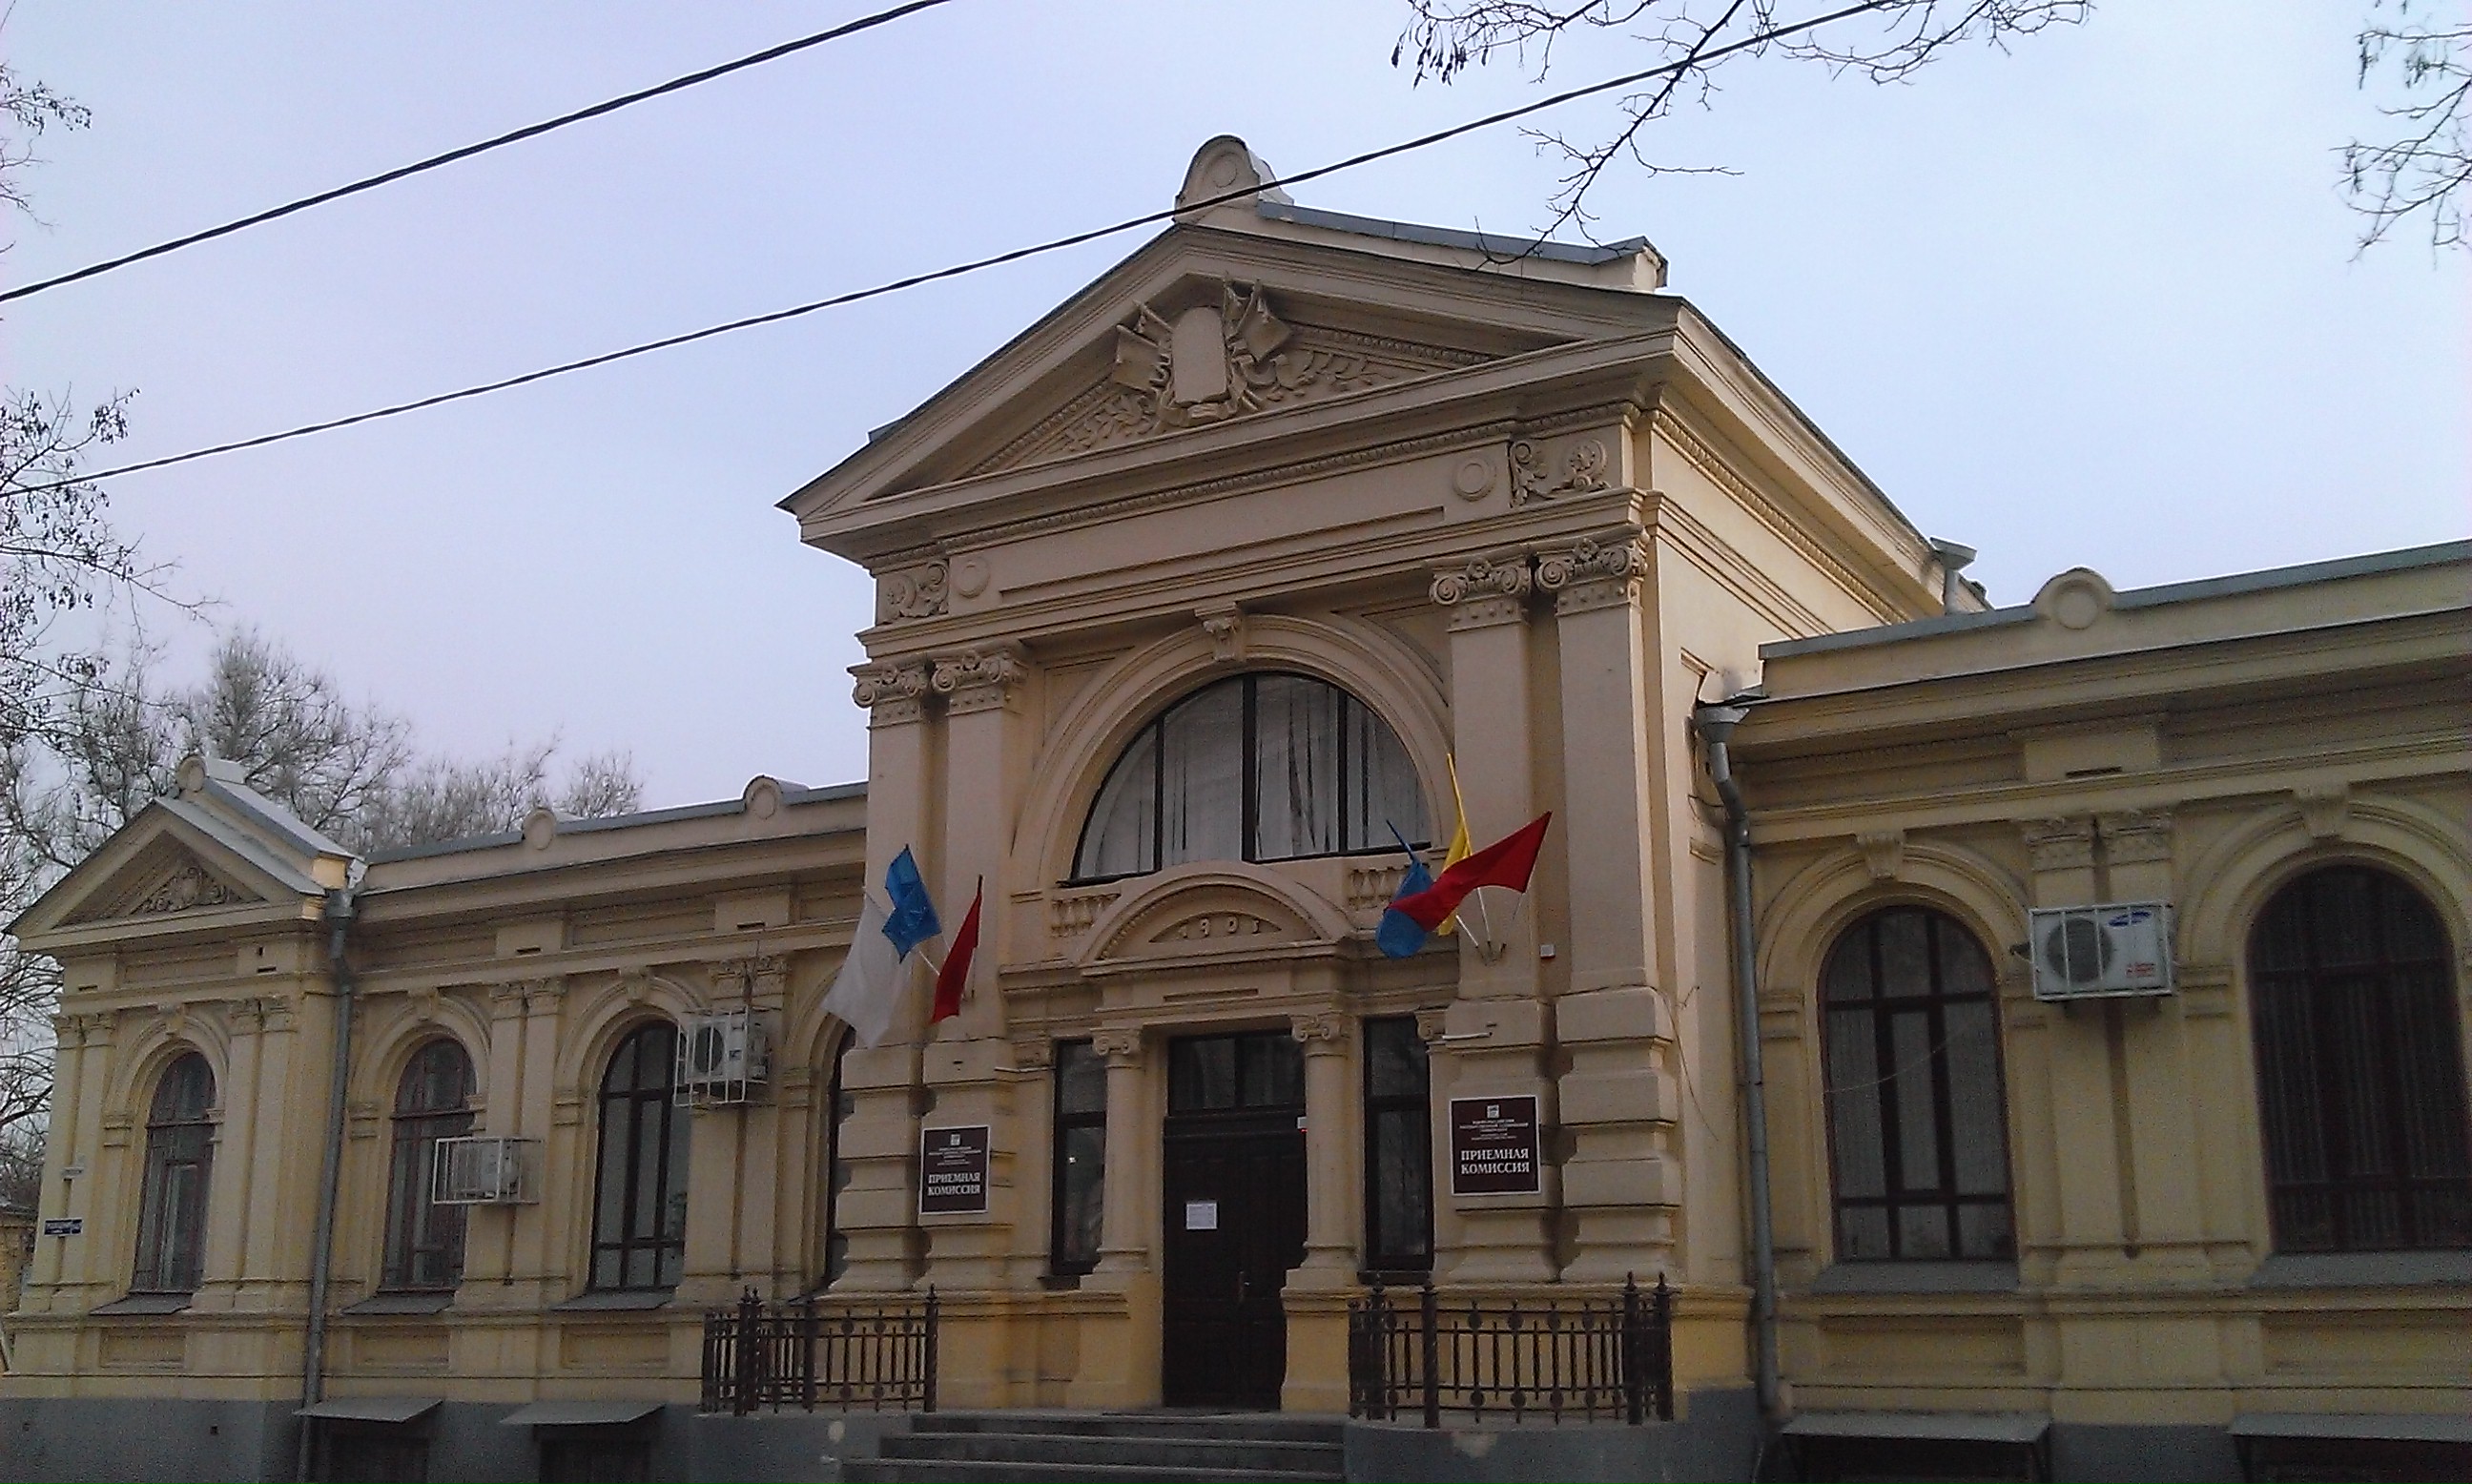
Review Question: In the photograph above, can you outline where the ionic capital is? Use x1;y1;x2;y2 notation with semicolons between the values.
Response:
851;658;933;726
1534;528;1650;615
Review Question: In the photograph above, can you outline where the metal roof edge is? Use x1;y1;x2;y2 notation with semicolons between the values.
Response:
1253;199;1650;266
1761;540;2472;662
361;780;867;866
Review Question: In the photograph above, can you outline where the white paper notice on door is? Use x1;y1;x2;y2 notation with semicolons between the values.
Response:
1184;1200;1219;1230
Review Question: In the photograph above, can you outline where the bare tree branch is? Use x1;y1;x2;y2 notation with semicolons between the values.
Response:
1393;0;2088;233
2345;0;2471;252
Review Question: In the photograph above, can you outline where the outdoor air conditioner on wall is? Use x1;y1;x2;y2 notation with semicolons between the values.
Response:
676;1010;770;1105
431;1135;540;1205
2029;901;2175;1002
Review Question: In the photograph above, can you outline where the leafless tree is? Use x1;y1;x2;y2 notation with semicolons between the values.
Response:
1392;0;2088;241
0;628;648;1145
2345;0;2470;251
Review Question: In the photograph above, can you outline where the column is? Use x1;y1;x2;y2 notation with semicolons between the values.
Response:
1078;1026;1161;1406
1090;1029;1148;1279
1288;1013;1355;1287
917;648;1026;1303
835;659;937;1291
1428;550;1559;1283
1536;527;1680;1282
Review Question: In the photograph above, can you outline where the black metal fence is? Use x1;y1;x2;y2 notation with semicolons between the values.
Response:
1348;1275;1674;1427
699;1288;938;1415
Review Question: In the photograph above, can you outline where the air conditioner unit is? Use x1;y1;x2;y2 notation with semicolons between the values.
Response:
431;1135;539;1205
676;1010;770;1105
2029;901;2175;1002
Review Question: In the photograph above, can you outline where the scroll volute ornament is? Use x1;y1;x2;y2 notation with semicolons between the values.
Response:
1090;1028;1143;1065
1535;530;1651;614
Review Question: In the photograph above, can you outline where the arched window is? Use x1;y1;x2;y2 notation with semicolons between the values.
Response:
2249;866;2470;1252
1073;672;1427;880
1822;908;2014;1262
382;1040;475;1290
588;1023;691;1291
134;1052;215;1293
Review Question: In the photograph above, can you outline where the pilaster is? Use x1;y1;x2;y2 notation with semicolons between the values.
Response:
1536;526;1679;1280
1427;549;1539;997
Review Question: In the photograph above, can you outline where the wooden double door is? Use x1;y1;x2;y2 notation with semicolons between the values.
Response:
1160;1031;1307;1409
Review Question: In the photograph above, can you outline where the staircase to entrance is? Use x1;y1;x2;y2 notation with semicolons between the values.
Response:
844;1411;1348;1483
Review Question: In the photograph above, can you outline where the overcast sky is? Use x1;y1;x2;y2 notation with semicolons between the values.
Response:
6;1;2462;810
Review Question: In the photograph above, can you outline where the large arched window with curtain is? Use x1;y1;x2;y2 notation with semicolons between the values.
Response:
382;1039;475;1290
1821;907;2015;1263
588;1022;690;1291
133;1052;216;1294
1072;672;1427;881
2249;865;2470;1253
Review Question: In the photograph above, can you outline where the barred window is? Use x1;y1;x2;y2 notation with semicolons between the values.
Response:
1822;908;2014;1262
588;1023;690;1290
134;1052;215;1294
2250;866;2470;1252
382;1040;474;1290
1073;673;1426;880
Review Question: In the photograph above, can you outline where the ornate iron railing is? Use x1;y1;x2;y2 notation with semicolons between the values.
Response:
699;1288;938;1415
1348;1275;1674;1427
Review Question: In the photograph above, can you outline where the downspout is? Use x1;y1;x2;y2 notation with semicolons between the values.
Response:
296;885;357;1483
1694;702;1781;1425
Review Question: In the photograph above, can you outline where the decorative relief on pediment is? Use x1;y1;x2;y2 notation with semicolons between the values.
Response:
967;280;1488;476
135;861;234;916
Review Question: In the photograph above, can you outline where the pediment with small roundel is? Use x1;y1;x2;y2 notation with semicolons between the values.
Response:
64;837;267;924
964;278;1490;478
1082;868;1353;970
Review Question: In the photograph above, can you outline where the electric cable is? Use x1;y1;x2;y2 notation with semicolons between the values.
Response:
21;0;1893;495
0;0;964;305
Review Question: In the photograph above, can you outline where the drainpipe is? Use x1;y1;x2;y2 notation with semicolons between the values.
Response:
296;886;358;1483
1927;538;1978;614
1694;702;1781;1425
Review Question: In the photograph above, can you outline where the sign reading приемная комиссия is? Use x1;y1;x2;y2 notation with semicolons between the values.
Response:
1448;1094;1540;1195
918;1124;991;1215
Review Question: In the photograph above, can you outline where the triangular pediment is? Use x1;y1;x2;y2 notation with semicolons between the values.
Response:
65;837;266;924
13;766;351;946
783;177;1679;556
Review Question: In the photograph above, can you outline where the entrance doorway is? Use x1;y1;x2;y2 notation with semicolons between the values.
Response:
1162;1030;1307;1409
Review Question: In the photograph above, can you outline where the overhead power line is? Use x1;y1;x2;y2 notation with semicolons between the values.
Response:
26;0;1891;496
0;0;964;306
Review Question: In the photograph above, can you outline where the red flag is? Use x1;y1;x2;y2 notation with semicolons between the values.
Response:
929;879;982;1025
1389;814;1552;931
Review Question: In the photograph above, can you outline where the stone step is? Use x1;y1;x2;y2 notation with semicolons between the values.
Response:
847;1459;1339;1484
882;1429;1343;1474
914;1411;1345;1446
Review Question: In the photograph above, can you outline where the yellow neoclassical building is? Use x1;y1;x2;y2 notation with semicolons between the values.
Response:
3;139;2465;1483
